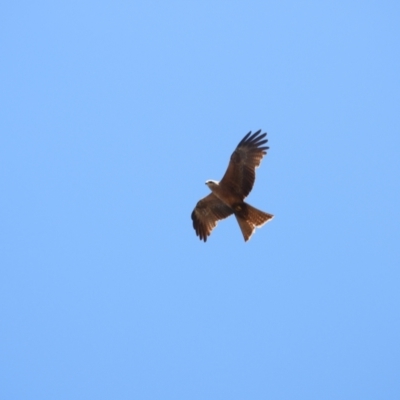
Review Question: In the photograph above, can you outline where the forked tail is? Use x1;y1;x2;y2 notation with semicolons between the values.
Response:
234;202;274;241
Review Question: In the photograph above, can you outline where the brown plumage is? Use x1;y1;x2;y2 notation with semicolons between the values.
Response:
191;130;274;242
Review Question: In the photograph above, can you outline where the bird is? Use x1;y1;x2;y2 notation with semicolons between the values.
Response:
191;130;274;242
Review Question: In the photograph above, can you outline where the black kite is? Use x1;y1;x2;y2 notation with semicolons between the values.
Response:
191;130;274;242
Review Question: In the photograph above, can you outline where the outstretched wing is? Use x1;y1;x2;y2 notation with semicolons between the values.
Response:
191;193;233;242
219;130;269;200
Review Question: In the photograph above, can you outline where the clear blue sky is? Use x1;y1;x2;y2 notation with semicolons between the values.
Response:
1;1;399;399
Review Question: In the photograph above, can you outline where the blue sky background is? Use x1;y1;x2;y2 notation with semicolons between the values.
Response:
1;1;400;399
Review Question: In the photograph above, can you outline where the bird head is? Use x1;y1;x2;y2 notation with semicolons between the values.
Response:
205;180;219;189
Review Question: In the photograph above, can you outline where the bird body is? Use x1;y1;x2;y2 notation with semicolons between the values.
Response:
191;130;274;242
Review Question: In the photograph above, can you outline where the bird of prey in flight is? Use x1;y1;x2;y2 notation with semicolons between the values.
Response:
191;130;274;242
